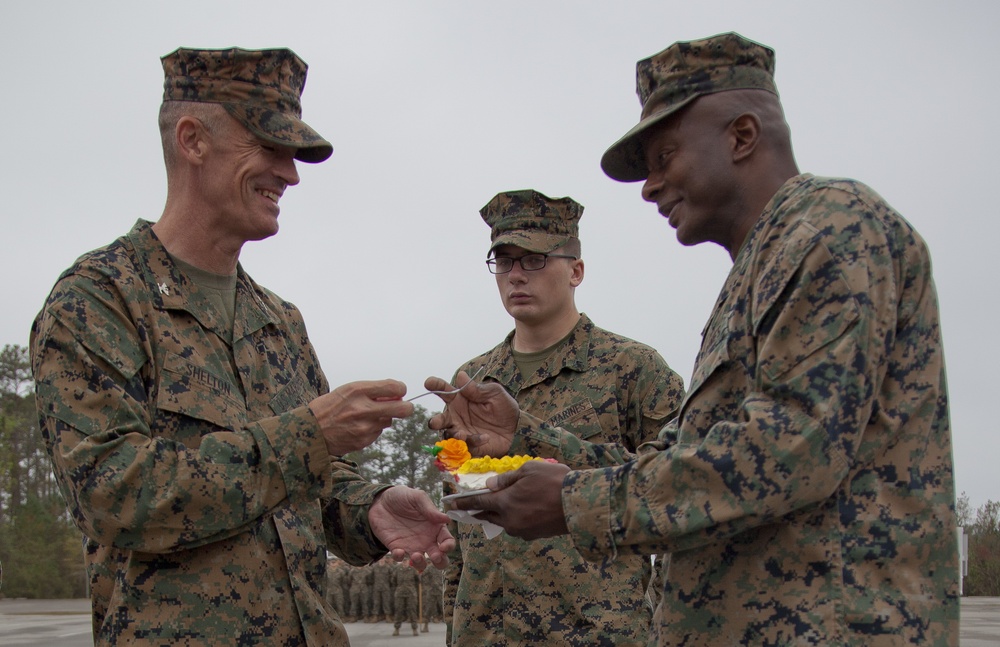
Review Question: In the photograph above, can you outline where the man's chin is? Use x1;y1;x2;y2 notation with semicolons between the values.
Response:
248;219;280;242
674;226;703;248
508;309;545;326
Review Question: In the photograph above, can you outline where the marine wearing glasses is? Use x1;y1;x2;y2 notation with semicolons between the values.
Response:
443;188;684;647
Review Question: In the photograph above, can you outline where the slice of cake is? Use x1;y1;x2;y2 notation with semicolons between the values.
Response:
425;438;555;492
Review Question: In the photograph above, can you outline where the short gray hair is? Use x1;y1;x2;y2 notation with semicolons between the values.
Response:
157;101;229;168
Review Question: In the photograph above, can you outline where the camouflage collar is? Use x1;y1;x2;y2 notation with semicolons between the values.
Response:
487;313;593;392
125;220;279;339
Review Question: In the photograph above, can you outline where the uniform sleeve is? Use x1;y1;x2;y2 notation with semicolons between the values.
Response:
31;275;335;553
321;463;392;565
508;353;685;469
509;414;643;469
562;215;886;560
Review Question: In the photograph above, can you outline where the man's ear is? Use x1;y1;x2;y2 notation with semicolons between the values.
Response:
730;112;761;163
569;259;584;287
174;116;210;165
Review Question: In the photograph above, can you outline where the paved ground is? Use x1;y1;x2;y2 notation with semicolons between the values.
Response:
1;597;997;645
962;597;1000;647
0;599;445;647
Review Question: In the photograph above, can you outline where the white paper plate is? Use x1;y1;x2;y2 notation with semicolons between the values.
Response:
441;489;492;502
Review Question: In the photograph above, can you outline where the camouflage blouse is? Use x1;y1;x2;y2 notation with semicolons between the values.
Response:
446;314;685;646
30;220;388;646
557;175;960;646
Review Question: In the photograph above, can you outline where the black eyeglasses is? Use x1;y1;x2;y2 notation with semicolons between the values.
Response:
486;253;577;274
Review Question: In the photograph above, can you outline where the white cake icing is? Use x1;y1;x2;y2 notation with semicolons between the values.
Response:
454;471;495;491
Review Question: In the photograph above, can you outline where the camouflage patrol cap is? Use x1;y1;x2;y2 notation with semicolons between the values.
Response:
481;189;583;255
601;32;777;182
161;47;333;163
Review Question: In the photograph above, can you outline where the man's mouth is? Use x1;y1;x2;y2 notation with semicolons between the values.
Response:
659;200;681;227
258;189;281;204
659;200;679;220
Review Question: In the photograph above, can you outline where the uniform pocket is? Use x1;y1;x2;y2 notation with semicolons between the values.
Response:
680;332;731;418
547;399;605;441
269;372;317;415
157;352;246;430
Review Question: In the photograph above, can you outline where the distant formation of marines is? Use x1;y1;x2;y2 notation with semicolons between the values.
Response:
327;556;444;634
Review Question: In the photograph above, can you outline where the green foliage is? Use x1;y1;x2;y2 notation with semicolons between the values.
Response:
0;344;87;599
346;405;447;506
959;492;1000;596
0;495;87;599
0;345;32;397
956;491;974;528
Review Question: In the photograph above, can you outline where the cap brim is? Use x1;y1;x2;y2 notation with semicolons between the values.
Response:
225;104;333;164
600;96;697;182
488;231;570;255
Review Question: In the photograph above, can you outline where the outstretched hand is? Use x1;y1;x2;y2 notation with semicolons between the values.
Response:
368;486;455;571
448;460;571;541
424;371;520;457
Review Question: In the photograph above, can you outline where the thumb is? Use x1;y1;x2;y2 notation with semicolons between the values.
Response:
423;375;453;392
461;377;501;405
488;466;526;491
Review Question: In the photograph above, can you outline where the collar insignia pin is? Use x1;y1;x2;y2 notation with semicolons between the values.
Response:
158;282;170;295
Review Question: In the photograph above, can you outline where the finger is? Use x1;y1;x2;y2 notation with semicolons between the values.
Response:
409;553;427;572
358;379;408;400
437;425;474;445
369;399;414;421
427;409;449;431
457;377;495;404
436;525;456;552
407;491;451;525
463;433;489;450
423;375;454;392
424;371;476;406
420;509;452;526
451;491;497;512
429;552;450;569
489;468;526;490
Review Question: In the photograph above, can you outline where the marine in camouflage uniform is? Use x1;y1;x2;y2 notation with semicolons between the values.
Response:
30;47;453;646
443;32;959;646
326;558;349;618
418;563;443;631
347;564;372;623
445;190;685;646
391;561;421;636
370;554;395;622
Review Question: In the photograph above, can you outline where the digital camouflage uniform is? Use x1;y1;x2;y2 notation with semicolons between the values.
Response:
370;556;394;621
447;313;684;646
557;175;960;645
30;221;391;646
419;563;444;626
348;564;373;622
392;561;420;635
573;32;960;645
327;559;349;618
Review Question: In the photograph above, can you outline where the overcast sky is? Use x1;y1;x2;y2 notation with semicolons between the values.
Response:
2;1;996;510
